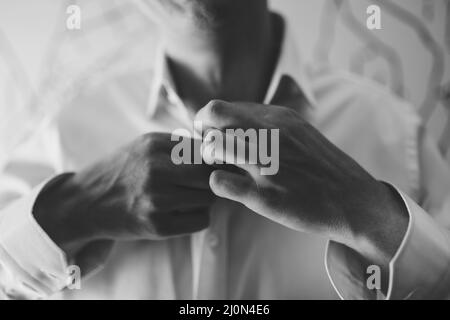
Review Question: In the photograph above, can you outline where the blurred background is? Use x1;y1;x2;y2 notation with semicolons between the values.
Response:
0;0;449;166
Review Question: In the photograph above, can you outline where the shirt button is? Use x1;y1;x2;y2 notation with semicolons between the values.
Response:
208;233;220;248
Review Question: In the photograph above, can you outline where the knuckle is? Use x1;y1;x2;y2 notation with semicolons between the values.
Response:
141;132;157;145
145;160;167;191
145;159;158;177
145;135;161;154
144;174;158;192
206;99;227;119
145;191;165;210
141;132;169;154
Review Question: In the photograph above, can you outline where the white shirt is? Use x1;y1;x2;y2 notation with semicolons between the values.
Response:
1;19;450;300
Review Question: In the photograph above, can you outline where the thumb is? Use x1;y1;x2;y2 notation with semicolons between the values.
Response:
209;170;256;205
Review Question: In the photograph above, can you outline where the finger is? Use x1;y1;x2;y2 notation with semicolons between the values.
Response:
154;208;210;237
168;162;214;189
149;132;204;164
209;170;256;205
169;134;204;163
171;188;215;209
210;162;248;175
194;100;260;134
201;130;260;175
152;187;215;211
166;136;214;189
156;150;213;189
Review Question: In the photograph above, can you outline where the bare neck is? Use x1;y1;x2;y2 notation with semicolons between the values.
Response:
158;3;281;112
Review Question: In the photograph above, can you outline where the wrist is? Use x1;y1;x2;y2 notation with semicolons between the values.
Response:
350;181;409;268
33;173;93;256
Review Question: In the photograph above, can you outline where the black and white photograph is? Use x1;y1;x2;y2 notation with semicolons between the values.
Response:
0;0;449;305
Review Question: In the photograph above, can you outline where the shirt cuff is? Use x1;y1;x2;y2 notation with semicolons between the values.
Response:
325;184;450;300
0;176;70;298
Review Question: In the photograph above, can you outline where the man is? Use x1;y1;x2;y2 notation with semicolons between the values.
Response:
0;0;449;299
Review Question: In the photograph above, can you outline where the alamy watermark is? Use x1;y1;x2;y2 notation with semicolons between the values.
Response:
366;5;382;30
170;121;280;176
65;4;381;31
366;264;381;290
66;5;81;30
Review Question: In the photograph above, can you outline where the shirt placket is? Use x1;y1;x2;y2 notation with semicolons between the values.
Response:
193;202;230;299
158;89;230;300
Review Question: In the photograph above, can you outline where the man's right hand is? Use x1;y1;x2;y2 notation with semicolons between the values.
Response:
33;132;214;256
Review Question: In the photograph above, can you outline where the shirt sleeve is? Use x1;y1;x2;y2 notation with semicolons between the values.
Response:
325;133;450;300
0;177;70;299
0;122;70;299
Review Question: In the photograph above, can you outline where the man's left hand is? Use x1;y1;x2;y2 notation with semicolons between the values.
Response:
195;99;408;273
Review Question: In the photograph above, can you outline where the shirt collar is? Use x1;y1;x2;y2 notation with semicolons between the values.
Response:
146;15;316;118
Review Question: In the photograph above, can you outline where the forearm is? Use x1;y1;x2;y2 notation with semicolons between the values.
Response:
0;176;76;298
